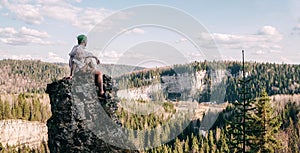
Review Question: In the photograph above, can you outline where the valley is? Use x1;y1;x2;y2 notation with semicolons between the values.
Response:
0;59;300;152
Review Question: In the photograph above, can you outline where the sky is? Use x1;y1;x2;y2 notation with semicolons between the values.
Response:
0;0;299;67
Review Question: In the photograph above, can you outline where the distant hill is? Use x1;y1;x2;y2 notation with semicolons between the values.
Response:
0;59;69;94
0;59;144;94
1;59;300;101
96;63;144;77
115;61;300;103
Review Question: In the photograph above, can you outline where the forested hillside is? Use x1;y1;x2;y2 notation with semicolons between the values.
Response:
0;93;51;122
225;61;300;102
110;60;300;152
0;59;68;94
2;59;299;99
0;59;143;94
116;61;300;103
140;94;300;153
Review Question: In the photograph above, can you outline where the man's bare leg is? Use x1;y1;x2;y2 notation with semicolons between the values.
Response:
95;70;104;95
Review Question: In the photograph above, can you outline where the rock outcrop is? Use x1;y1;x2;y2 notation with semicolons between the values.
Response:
46;72;133;153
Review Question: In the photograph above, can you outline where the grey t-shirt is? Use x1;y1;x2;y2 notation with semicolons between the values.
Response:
69;45;94;73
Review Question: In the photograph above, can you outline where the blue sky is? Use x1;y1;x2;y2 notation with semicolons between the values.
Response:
0;0;299;66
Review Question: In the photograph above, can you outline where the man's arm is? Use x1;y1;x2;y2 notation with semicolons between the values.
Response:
70;62;77;77
85;55;100;64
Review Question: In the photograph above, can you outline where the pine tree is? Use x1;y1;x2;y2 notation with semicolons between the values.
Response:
22;99;30;120
226;50;256;152
287;118;299;153
251;90;282;152
191;134;199;153
162;144;169;153
217;129;229;153
0;98;3;119
3;101;11;119
208;130;215;153
203;139;210;153
174;138;183;153
184;136;189;153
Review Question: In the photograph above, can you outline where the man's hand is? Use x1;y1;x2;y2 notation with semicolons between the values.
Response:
65;76;72;80
85;56;100;65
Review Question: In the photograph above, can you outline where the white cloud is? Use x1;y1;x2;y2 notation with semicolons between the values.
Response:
187;52;203;60
72;8;112;30
0;51;38;60
11;54;36;60
41;4;78;23
280;57;292;63
1;0;44;25
1;12;9;16
199;26;283;55
0;27;17;35
20;27;50;38
0;51;66;63
48;52;57;57
131;28;145;34
295;24;300;30
254;50;266;55
100;50;123;59
292;23;300;35
212;26;282;43
35;0;81;4
1;0;112;31
0;26;52;45
124;28;146;35
35;0;67;5
293;23;300;31
96;50;123;64
14;0;31;3
257;26;281;36
175;38;188;43
47;52;66;63
74;0;82;3
212;33;245;43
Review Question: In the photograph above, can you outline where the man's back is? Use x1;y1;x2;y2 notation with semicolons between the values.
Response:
68;34;104;96
69;45;90;72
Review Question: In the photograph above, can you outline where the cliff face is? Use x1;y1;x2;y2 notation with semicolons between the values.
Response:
46;73;134;153
0;119;47;148
117;71;207;102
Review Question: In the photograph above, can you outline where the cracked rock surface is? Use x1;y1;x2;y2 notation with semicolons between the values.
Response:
46;72;136;153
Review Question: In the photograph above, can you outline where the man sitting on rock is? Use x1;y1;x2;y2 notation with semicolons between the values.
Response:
68;34;105;97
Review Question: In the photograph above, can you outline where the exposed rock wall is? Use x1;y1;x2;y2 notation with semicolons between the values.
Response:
117;71;207;102
0;119;47;148
46;73;134;153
